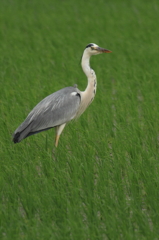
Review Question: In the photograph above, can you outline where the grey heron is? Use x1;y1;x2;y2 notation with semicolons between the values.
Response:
13;43;112;147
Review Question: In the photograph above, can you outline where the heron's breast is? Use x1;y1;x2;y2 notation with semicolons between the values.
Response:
75;78;97;118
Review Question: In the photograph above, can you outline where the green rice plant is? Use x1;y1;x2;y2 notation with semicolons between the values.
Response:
0;0;159;239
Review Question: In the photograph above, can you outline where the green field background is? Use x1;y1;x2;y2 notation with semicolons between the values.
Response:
0;0;159;239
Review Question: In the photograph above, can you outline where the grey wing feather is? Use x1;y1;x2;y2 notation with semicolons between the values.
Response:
13;86;81;142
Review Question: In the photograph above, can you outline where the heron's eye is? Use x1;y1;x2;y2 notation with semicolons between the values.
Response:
91;47;94;50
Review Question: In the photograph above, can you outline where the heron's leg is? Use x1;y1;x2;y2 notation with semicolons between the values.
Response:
55;123;66;147
55;135;60;147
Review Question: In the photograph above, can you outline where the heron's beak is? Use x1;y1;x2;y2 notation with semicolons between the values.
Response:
92;46;112;53
97;47;112;53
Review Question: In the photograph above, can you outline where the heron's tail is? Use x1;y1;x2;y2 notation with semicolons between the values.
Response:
13;121;53;143
13;121;33;143
13;132;21;143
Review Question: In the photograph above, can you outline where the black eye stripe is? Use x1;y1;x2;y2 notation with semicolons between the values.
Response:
85;43;94;49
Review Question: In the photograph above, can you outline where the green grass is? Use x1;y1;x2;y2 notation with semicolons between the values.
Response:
1;0;159;239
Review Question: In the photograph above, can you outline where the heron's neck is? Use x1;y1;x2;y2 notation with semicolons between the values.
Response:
81;51;97;92
81;52;93;77
75;51;97;118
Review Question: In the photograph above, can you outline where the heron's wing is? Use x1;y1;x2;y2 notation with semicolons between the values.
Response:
14;87;81;137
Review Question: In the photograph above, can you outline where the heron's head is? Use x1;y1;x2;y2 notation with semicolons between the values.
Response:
85;43;112;56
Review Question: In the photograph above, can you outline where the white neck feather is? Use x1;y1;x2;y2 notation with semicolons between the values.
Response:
81;50;97;90
81;51;93;78
75;49;97;118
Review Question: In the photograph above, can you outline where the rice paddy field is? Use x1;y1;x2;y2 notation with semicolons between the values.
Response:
0;0;159;239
